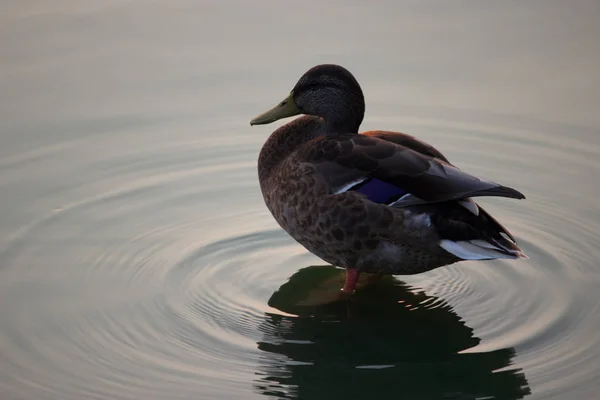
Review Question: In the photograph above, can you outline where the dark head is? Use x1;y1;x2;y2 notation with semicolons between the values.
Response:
250;64;365;133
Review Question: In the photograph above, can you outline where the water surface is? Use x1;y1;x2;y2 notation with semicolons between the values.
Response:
1;1;600;399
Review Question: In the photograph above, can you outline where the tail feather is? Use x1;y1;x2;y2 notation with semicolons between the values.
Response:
440;238;528;260
478;206;518;243
436;201;528;261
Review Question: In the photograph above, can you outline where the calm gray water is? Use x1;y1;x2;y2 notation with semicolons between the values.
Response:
1;1;600;399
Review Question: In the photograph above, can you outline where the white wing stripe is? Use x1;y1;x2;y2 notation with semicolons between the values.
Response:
332;177;369;194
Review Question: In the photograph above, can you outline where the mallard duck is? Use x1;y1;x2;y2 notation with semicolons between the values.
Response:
250;64;527;295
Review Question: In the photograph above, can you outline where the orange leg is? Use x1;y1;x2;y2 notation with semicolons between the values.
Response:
341;268;360;293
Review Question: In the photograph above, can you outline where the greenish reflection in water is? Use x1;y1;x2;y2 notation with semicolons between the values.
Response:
255;266;530;400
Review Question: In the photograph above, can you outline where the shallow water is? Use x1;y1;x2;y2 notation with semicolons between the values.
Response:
1;1;600;399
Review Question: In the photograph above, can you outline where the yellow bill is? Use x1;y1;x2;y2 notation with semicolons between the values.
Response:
250;92;300;126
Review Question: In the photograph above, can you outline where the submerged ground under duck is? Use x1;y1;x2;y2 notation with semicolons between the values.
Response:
250;64;527;296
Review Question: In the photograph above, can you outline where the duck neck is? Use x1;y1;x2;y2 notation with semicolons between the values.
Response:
319;95;365;134
321;113;363;134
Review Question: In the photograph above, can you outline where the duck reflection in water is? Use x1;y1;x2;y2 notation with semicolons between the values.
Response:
254;265;530;400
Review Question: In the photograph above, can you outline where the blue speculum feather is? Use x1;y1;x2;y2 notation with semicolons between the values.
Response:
352;178;407;204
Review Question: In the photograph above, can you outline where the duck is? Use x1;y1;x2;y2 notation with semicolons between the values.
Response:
250;64;527;296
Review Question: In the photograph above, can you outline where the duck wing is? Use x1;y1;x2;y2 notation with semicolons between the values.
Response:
362;130;450;163
362;130;480;214
297;133;524;208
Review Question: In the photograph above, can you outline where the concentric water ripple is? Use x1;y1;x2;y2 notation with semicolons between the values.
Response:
374;110;600;399
1;105;599;400
3;1;600;399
